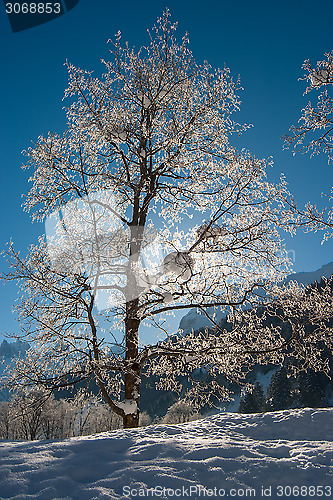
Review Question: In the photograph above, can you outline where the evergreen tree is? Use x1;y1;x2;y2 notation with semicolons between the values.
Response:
239;382;266;413
298;370;328;408
266;368;293;411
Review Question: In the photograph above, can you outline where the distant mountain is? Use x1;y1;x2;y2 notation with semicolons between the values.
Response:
178;307;225;335
178;261;333;335
0;339;30;401
0;339;30;360
285;261;333;286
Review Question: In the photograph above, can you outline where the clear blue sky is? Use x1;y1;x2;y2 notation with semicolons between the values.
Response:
1;0;333;338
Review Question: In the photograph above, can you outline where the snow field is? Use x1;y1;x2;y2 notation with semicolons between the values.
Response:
0;408;332;499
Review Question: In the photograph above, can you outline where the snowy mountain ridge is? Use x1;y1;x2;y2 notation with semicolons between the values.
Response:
0;339;30;376
0;339;30;401
0;339;30;359
0;407;332;499
285;260;333;286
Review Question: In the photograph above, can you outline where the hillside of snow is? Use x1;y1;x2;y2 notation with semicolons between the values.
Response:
0;408;332;499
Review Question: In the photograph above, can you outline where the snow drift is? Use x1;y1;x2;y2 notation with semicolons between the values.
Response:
0;408;332;499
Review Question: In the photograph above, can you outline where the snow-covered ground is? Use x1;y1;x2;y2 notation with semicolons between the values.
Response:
0;408;332;499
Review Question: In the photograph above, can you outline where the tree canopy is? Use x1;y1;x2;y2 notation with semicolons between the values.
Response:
2;11;321;428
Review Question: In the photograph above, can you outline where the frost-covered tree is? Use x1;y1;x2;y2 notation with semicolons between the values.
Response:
2;11;301;428
11;389;45;441
0;402;13;440
40;396;74;439
0;392;126;440
284;51;333;163
161;400;201;424
284;51;333;243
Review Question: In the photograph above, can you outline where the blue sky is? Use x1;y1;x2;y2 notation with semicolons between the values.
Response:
1;0;333;338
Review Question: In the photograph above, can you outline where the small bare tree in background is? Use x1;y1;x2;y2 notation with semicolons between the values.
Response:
0;390;126;440
161;401;201;424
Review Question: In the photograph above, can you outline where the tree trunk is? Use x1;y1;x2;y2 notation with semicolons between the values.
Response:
123;299;141;429
122;224;145;429
123;412;139;428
